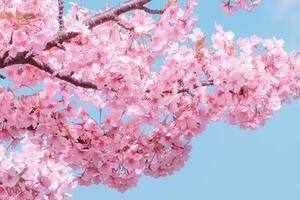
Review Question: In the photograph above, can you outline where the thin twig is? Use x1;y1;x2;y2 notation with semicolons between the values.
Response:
58;0;65;31
114;18;135;31
140;6;165;14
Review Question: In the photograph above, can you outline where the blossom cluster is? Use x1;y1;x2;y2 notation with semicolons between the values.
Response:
0;138;75;200
221;0;261;15
2;0;300;198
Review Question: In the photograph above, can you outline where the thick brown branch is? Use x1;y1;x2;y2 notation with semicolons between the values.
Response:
84;0;151;29
0;52;98;90
0;52;29;66
45;0;158;50
45;31;79;50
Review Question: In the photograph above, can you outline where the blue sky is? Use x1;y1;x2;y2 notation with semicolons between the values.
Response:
68;1;300;199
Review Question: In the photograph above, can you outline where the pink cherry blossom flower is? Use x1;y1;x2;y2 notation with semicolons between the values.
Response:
1;168;19;188
221;0;235;15
269;93;281;111
13;29;28;43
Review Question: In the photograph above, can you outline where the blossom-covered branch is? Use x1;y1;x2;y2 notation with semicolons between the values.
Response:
45;0;164;50
84;0;152;29
0;0;165;90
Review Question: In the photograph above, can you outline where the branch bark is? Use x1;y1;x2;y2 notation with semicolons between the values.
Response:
139;7;165;14
58;0;65;31
0;52;213;92
84;0;150;29
0;52;98;90
28;57;98;89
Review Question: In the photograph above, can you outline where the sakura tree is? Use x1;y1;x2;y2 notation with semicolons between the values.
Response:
0;0;299;199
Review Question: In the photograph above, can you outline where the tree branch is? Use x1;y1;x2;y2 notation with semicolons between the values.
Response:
84;0;151;29
27;57;98;90
45;31;78;50
45;0;162;50
139;6;165;14
0;52;213;93
58;0;65;31
0;52;98;90
0;52;29;66
114;18;135;31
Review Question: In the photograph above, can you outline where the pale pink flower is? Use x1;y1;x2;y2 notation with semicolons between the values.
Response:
13;29;28;43
189;28;204;42
221;0;235;15
1;168;19;188
269;94;281;111
123;154;142;172
227;71;246;93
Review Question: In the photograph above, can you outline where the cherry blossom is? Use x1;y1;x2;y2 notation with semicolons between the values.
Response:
0;168;19;188
221;0;261;15
1;0;300;198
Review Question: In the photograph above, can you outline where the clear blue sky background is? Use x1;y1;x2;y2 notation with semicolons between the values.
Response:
67;0;300;199
1;0;299;199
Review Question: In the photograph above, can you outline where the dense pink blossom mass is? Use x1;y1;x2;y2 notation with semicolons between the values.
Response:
0;0;299;199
